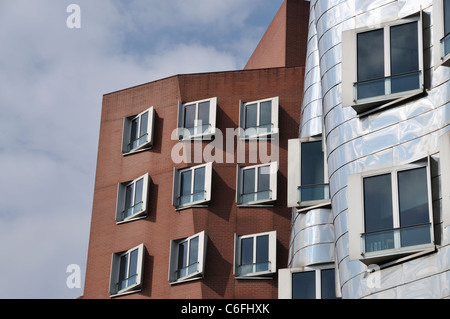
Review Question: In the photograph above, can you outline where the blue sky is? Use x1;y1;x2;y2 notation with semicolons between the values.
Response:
0;0;284;298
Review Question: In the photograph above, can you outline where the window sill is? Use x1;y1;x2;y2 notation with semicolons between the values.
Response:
235;272;275;280
296;201;331;213
359;243;435;266
351;88;425;117
110;286;142;298
169;274;203;285
122;145;152;156
116;213;148;225
174;203;209;211
179;132;215;141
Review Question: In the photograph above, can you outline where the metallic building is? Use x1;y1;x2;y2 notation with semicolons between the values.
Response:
280;0;450;299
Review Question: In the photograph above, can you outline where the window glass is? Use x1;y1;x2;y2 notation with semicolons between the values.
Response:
184;104;196;129
321;269;339;299
357;29;385;99
398;167;431;247
301;141;324;186
363;174;393;233
129;249;139;280
257;166;270;192
292;271;315;299
390;22;419;94
194;167;205;193
130;117;139;143
256;235;269;272
119;254;128;284
134;178;143;205
178;241;188;270
125;183;134;210
189;236;199;266
198;101;210;129
139;111;148;138
245;103;257;129
445;0;450;35
259;101;272;127
243;168;255;195
241;237;254;266
181;170;192;196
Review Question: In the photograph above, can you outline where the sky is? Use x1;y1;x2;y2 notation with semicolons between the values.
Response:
0;0;285;299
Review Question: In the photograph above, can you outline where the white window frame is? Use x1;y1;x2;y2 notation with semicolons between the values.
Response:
172;162;212;209
177;97;217;140
348;160;435;265
234;230;277;279
109;243;145;297
278;265;340;299
115;173;149;223
239;96;279;139
439;131;450;228
168;231;208;284
342;12;424;115
236;162;277;206
433;0;450;67
122;107;155;154
287;137;330;208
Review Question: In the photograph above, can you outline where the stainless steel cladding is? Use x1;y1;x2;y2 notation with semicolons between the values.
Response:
293;0;450;298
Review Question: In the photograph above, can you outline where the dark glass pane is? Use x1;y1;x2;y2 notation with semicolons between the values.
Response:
243;168;255;194
139;111;148;138
357;29;384;81
363;174;393;233
245;103;257;129
259;101;272;126
398;167;429;227
256;235;269;272
184;104;196;129
390;22;419;93
301;141;324;185
180;170;192;196
390;22;418;75
130;118;139;142
129;249;138;277
292;271;316;299
357;29;385;99
241;237;253;266
321;269;339;299
189;236;199;266
445;0;450;35
134;178;143;205
178;241;188;269
125;183;134;209
257;166;270;192
198;101;210;129
118;254;128;282
193;167;205;193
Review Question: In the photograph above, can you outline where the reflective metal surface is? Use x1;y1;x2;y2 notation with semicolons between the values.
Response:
290;0;450;298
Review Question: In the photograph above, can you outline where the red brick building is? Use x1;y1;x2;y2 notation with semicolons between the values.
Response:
82;0;309;299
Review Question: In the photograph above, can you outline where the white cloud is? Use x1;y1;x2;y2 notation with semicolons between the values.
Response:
0;0;283;298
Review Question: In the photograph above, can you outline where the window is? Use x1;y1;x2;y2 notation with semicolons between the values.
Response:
109;244;145;296
342;13;424;114
239;97;279;139
278;267;340;299
169;231;208;283
172;162;212;209
434;0;450;67
177;97;217;140
287;138;329;208
348;161;434;265
122;107;155;154
115;173;149;223
234;231;276;278
439;131;450;227
236;162;277;205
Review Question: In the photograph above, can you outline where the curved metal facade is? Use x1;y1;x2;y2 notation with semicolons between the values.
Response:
294;0;450;298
